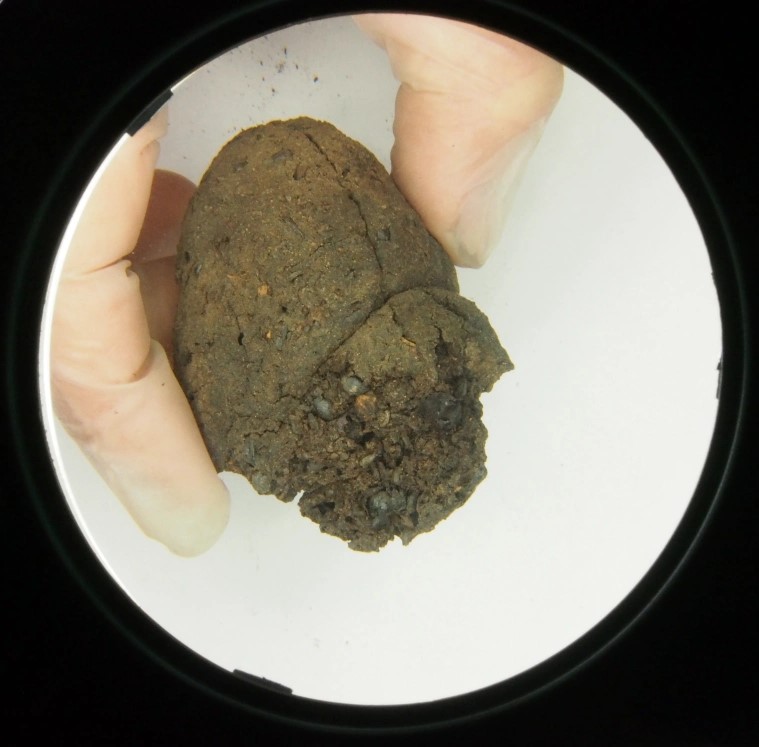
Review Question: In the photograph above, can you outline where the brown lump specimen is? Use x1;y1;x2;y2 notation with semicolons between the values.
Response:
174;117;512;551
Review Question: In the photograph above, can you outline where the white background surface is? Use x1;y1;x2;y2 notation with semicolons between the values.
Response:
42;16;721;705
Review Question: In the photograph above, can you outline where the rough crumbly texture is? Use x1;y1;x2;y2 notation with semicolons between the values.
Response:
174;117;512;551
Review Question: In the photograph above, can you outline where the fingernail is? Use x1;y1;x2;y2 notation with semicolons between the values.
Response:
108;465;231;557
127;89;173;136
450;121;545;267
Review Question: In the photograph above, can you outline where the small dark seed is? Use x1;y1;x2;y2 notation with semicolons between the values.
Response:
313;396;334;420
271;148;293;162
396;512;415;530
405;492;418;514
355;430;374;445
359;453;377;467
243;440;256;466
341;375;368;395
344;309;366;326
274;325;288;350
367;491;390;515
282;215;304;238
454;378;468;398
419;392;463;431
367;490;406;516
251;472;272;494
344;418;364;441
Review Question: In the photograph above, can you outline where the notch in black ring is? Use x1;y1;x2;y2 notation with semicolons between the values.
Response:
126;88;173;135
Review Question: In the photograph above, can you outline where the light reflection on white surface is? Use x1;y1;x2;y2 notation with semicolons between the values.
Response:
40;16;720;705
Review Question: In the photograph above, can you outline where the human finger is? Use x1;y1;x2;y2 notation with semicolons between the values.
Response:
51;109;230;556
354;13;564;267
128;169;195;362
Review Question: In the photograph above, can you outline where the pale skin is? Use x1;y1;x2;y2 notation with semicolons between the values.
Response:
51;14;563;556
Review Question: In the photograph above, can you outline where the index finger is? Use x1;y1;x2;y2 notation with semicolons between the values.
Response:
51;109;229;556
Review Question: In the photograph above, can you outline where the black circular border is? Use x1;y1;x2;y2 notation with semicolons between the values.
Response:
5;0;748;737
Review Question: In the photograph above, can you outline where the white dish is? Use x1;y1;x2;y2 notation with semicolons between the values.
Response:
39;16;721;705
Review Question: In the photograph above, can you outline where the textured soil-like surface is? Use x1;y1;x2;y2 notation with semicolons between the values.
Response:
174;117;512;551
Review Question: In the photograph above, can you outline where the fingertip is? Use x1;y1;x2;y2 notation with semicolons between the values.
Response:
454;247;491;270
439;230;493;269
132;105;169;150
161;478;231;557
135;475;231;558
351;13;383;42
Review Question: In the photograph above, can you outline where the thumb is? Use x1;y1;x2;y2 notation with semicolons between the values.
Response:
51;108;230;556
354;14;564;267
